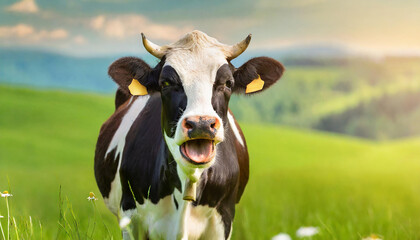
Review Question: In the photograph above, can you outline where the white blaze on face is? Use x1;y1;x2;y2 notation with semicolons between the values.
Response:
165;44;227;146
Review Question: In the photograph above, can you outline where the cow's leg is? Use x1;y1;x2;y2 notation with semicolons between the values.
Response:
175;200;191;240
119;158;143;240
174;201;228;240
199;209;229;240
119;174;141;239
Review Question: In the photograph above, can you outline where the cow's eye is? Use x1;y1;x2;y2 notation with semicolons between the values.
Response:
226;80;233;89
161;81;171;88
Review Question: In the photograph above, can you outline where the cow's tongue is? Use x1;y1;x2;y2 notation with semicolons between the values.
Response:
183;139;214;163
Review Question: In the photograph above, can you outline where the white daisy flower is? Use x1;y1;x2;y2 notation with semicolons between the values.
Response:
87;192;97;201
119;217;131;228
296;226;319;238
362;234;383;240
1;191;12;198
272;233;292;240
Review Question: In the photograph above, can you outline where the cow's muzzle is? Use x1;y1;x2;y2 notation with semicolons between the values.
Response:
182;116;220;140
179;116;221;164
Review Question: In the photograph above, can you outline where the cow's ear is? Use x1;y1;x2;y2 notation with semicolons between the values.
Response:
108;57;160;96
232;57;284;94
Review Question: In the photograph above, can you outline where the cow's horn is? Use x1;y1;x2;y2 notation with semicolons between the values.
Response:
141;33;165;59
227;34;252;61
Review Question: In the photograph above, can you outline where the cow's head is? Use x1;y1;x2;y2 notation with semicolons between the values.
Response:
109;30;284;181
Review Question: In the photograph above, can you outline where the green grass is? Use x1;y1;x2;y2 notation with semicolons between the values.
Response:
1;85;420;239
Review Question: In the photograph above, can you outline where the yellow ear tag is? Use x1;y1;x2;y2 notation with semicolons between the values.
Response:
245;75;265;93
128;79;148;96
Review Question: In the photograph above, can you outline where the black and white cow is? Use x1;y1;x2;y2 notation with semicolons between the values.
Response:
94;30;284;239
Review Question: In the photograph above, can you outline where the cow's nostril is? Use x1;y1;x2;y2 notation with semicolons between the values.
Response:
185;121;194;130
211;118;220;131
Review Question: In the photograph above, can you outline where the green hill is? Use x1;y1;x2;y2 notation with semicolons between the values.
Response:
231;57;420;140
0;85;419;239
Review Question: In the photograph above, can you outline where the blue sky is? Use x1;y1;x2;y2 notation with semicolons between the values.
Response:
1;0;420;56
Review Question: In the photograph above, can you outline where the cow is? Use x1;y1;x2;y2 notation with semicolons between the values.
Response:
94;30;284;240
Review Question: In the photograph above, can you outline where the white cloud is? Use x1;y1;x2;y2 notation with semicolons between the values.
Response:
0;24;68;41
90;15;105;30
38;28;68;39
6;0;39;13
253;37;296;50
0;24;34;37
73;35;87;44
256;0;327;9
90;14;193;41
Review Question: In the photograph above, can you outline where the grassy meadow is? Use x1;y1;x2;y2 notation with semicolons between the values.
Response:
1;85;420;239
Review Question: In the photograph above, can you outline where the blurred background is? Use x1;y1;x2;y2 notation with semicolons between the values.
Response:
1;0;420;239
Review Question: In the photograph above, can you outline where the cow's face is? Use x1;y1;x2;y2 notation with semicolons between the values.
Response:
108;31;284;179
160;46;231;172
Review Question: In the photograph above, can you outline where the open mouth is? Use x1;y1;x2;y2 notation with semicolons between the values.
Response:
180;139;216;165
